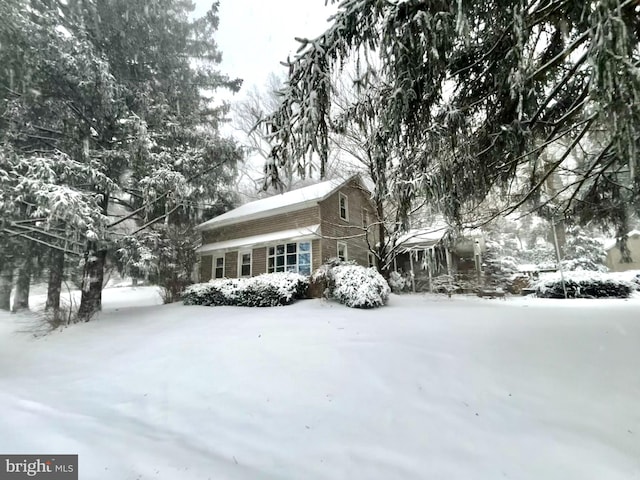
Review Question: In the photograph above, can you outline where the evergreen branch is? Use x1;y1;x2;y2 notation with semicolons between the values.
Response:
527;30;590;81
502;112;596;172
2;228;82;256
449;30;510;79
506;115;596;214
130;204;182;236
9;222;86;247
108;159;227;229
528;50;589;125
562;140;616;212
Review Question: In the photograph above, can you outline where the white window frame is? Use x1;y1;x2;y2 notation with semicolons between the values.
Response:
266;241;312;275
238;250;252;277
338;192;349;221
337;241;348;261
213;255;225;279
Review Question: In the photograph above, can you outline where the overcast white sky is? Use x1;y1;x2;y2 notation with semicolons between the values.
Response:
194;0;337;96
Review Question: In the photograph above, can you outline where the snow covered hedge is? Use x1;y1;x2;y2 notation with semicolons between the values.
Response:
535;271;635;299
313;260;390;308
182;272;309;307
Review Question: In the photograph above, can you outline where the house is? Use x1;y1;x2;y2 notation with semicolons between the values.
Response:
604;230;640;272
195;175;377;281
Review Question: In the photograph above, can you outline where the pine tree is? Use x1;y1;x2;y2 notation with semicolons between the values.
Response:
264;0;640;234
0;0;242;319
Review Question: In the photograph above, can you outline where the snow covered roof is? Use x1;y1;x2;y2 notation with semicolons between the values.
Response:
196;224;321;254
197;177;355;231
396;227;448;249
604;230;640;251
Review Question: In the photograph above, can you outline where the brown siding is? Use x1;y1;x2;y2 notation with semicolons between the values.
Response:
312;239;321;271
225;251;238;278
318;179;377;267
252;247;267;275
200;255;212;282
202;206;320;244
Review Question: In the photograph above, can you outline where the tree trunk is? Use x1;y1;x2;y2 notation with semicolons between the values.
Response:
78;191;110;322
77;246;107;322
12;258;31;312
0;265;13;311
375;197;389;278
45;250;65;312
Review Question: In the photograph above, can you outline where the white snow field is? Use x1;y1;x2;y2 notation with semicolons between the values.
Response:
1;289;639;480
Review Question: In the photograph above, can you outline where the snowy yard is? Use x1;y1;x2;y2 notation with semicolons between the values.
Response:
1;289;639;480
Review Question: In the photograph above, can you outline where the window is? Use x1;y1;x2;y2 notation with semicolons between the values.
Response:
337;242;348;261
368;252;376;268
239;251;252;277
267;241;312;275
362;209;369;229
213;256;225;279
339;192;348;221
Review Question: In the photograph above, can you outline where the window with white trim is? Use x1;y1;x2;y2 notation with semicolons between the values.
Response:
338;192;348;221
368;252;376;268
337;241;348;261
239;251;252;277
213;256;225;279
267;241;312;275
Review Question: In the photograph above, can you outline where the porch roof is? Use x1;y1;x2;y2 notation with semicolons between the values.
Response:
396;227;447;251
196;224;321;254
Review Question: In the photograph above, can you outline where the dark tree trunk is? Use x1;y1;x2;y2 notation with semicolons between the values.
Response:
375;198;390;279
45;250;65;312
77;246;107;322
0;265;13;311
78;191;109;322
12;258;32;312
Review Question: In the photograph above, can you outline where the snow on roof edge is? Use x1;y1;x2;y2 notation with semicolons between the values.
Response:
196;224;321;254
396;227;449;247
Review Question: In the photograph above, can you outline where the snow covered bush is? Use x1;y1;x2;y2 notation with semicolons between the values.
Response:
561;226;607;272
610;270;640;290
388;271;411;293
328;265;390;308
182;272;309;307
535;271;634;299
482;243;519;290
431;275;460;295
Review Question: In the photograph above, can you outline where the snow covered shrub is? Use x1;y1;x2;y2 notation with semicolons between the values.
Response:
431;275;460;295
388;271;411;293
482;244;517;290
328;265;390;308
561;226;607;272
610;270;640;291
535;271;634;299
309;258;358;298
182;272;308;307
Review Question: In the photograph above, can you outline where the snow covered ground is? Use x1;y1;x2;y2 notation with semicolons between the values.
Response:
1;289;639;480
